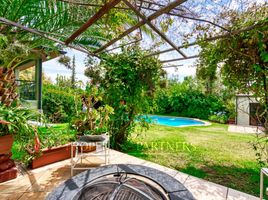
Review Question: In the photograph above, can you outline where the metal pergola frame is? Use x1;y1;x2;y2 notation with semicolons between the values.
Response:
0;0;266;65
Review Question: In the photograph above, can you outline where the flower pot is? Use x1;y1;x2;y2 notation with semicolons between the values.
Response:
0;135;14;155
31;144;75;169
0;153;12;164
0;159;15;172
0;167;17;183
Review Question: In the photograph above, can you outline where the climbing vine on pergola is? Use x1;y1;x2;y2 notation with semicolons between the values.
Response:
1;0;266;67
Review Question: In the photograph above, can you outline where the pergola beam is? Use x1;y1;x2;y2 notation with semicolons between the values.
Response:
160;55;199;63
162;64;183;68
148;21;268;57
0;17;98;57
60;0;229;33
104;34;143;52
65;0;121;45
123;0;187;58
94;0;186;54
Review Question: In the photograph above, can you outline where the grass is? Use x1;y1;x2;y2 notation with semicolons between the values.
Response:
123;123;263;196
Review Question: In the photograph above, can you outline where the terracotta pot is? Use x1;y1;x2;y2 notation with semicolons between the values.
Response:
0;167;17;183
31;144;75;169
78;145;96;153
0;135;14;155
0;153;11;164
0;159;15;172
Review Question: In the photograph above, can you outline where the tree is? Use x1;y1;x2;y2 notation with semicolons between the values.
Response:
85;46;165;149
196;5;268;164
196;42;220;94
0;0;143;107
58;55;76;89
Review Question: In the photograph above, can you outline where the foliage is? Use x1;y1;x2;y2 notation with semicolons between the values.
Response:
196;5;268;164
85;46;164;149
71;86;114;135
42;84;82;123
154;78;227;120
0;104;37;137
196;42;220;94
58;55;77;89
208;113;228;124
0;0;151;65
12;123;77;166
0;0;145;109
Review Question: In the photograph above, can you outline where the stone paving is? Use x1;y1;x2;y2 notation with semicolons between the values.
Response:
228;124;264;134
0;149;259;200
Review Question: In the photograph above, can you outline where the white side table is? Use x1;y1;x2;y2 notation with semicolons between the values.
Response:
70;134;110;176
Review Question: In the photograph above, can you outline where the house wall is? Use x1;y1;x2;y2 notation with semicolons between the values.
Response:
236;95;258;126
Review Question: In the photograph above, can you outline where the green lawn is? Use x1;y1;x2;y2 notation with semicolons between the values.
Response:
123;123;262;196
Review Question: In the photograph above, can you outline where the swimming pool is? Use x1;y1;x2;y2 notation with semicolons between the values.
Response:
144;115;205;127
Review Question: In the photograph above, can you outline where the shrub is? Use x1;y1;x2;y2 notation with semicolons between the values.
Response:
85;46;164;149
42;84;82;123
155;83;226;120
208;113;228;124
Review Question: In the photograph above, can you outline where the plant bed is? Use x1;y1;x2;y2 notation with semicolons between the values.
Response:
0;134;13;154
31;144;75;169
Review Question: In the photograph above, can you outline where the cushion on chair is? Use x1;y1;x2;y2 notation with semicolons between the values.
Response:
78;135;106;143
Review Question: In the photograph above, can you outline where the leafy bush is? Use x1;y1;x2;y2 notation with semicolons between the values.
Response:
85;46;164;149
71;86;114;135
42;84;82;123
208;113;228;124
0;104;38;137
154;82;226;120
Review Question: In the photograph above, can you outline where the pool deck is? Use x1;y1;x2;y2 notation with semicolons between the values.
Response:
0;149;259;200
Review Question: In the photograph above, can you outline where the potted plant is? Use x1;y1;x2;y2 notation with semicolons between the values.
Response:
72;87;114;152
0;104;37;154
25;127;77;169
0;120;13;155
0;104;73;169
0;104;37;182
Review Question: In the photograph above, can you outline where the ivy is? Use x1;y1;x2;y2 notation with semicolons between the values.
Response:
85;46;165;149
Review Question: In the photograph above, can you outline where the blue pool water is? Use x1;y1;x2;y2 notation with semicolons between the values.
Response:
144;115;205;127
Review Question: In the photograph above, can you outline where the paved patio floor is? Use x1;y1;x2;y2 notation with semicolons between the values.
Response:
228;125;264;134
0;149;259;200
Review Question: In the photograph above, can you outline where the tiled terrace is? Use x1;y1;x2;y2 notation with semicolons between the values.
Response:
0;149;259;200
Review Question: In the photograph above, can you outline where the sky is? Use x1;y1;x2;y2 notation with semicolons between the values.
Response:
43;48;198;84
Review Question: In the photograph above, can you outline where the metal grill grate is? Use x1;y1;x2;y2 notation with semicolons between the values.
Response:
75;174;168;200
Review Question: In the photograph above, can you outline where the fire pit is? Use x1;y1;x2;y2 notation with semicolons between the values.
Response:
46;164;195;200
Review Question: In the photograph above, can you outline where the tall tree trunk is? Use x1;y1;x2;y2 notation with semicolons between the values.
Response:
261;64;268;132
0;67;18;107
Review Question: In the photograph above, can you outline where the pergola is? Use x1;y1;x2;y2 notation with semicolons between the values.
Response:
0;0;263;66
